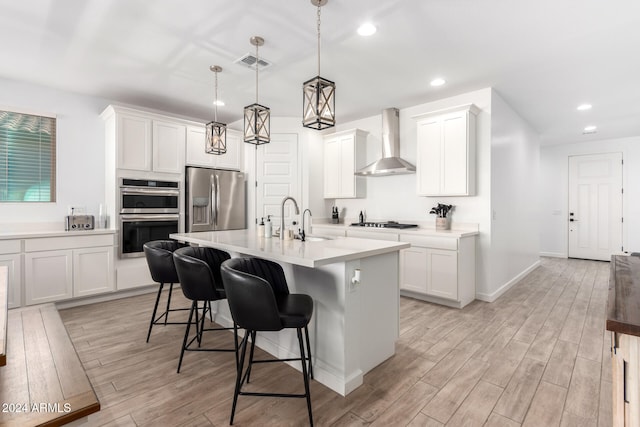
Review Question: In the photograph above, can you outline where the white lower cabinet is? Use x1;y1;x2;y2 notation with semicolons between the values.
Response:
399;234;475;308
23;234;115;305
0;251;22;309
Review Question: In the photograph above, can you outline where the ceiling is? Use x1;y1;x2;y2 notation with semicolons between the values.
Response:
1;0;639;145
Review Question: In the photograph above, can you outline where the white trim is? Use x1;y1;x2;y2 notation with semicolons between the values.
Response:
54;285;156;309
476;260;541;302
540;251;567;258
0;105;56;119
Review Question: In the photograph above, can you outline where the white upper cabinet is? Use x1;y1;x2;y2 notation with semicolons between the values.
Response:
102;105;190;174
186;126;243;171
152;120;186;173
414;104;479;196
323;129;367;199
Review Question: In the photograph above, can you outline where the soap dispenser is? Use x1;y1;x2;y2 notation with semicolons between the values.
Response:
257;217;265;237
264;215;272;238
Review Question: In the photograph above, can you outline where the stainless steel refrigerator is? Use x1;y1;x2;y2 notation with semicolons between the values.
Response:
185;167;246;232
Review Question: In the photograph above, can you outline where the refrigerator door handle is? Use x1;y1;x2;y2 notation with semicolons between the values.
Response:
215;174;220;227
210;174;216;226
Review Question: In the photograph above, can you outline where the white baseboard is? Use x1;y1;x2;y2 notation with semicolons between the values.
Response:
476;260;542;303
540;251;567;258
55;285;157;309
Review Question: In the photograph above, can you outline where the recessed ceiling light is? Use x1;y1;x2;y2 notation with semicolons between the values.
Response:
577;103;592;111
357;22;376;36
583;125;597;134
430;78;446;87
213;100;225;107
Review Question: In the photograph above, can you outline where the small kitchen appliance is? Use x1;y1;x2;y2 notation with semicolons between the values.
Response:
65;215;95;231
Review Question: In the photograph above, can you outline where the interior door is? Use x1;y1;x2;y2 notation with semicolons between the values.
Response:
256;134;299;229
568;152;623;261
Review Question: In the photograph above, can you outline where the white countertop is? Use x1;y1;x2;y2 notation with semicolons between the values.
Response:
170;230;410;268
312;222;479;238
0;228;116;240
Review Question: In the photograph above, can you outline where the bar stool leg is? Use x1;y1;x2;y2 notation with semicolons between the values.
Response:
304;325;313;379
233;323;239;371
165;283;174;325
208;300;214;321
146;283;164;343
246;331;257;383
177;301;196;373
230;332;250;425
297;328;314;426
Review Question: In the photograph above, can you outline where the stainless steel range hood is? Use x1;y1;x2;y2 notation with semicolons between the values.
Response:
355;108;415;176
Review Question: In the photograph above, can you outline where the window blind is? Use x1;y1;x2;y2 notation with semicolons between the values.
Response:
0;110;56;202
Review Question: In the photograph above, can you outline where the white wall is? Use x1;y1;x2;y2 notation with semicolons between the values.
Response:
540;136;640;256
488;90;541;300
0;77;110;228
325;88;494;294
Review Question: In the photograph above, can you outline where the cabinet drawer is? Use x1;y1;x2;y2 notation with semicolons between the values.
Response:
346;230;399;241
0;240;21;255
25;234;114;252
400;234;457;250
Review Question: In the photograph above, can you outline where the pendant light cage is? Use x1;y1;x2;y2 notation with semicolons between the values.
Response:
244;36;271;145
206;65;227;154
303;0;335;130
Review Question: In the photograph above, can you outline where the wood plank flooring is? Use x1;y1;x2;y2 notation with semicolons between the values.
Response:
59;257;613;426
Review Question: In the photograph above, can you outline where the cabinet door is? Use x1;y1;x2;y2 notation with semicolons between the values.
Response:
25;250;73;305
400;247;428;293
442;112;468;195
426;248;458;300
185;125;214;167
73;247;115;297
324;137;341;198
416;118;442;196
118;113;152;171
216;130;243;171
0;254;21;308
339;134;355;197
153;120;186;173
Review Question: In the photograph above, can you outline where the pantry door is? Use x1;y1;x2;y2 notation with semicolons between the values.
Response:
568;152;623;261
255;133;300;227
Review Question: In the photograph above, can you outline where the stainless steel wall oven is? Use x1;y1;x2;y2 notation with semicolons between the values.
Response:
119;178;180;258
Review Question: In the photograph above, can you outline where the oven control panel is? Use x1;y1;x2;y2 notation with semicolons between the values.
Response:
65;215;95;231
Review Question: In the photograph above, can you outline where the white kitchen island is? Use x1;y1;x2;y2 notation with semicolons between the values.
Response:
170;230;410;396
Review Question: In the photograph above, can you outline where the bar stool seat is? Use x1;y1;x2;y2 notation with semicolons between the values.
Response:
221;257;314;426
143;240;190;343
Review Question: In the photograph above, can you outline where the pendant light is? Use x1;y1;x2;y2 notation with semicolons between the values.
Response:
303;0;335;130
244;36;270;145
206;65;227;154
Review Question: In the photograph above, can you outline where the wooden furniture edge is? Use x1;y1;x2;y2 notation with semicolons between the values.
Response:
607;255;640;337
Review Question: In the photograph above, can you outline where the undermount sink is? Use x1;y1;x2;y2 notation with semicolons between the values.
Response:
298;235;332;242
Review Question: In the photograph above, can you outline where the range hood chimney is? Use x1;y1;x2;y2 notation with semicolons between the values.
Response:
355;108;415;176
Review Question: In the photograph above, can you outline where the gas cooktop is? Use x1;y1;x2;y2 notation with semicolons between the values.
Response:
350;221;418;229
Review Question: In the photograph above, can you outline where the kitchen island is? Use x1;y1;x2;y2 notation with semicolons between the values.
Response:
170;230;410;396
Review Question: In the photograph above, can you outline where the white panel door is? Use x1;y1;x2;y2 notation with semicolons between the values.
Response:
416;118;442;195
442;113;467;195
256;134;299;228
568;152;623;261
426;248;458;300
400;247;428;293
118;114;152;171
323;137;341;198
0;254;21;308
216;130;243;171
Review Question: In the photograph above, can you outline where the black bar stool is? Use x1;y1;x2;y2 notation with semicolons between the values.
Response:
220;257;314;426
143;240;191;342
173;246;238;373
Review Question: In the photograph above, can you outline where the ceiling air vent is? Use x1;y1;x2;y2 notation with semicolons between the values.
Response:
234;53;272;70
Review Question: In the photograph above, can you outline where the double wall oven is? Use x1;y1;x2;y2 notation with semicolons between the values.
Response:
119;178;179;258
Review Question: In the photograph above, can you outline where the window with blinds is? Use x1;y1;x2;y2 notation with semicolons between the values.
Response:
0;110;56;202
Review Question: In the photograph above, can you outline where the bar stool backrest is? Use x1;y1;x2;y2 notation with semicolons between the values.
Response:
143;240;186;284
220;258;284;331
173;246;230;301
227;257;290;295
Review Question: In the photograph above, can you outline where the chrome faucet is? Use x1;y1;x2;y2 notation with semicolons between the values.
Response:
300;209;312;242
280;196;300;240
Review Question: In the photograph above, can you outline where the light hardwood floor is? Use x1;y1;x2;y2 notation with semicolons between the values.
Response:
59;257;612;426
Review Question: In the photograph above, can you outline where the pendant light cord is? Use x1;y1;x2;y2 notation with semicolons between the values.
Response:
255;41;259;103
317;3;321;76
214;70;218;121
